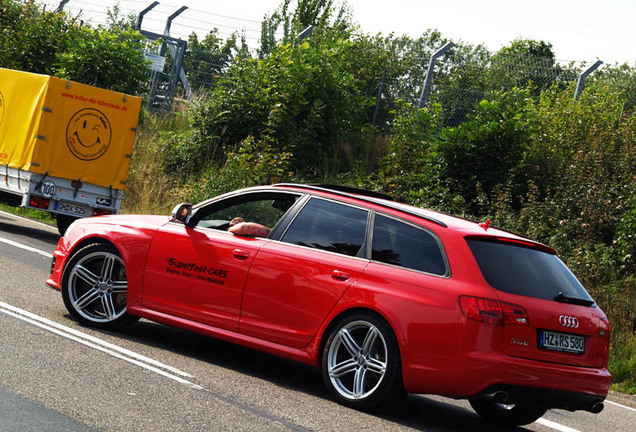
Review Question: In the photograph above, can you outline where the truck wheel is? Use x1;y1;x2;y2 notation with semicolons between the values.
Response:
57;214;78;236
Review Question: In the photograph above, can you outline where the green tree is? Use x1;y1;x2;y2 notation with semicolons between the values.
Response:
184;28;374;176
489;38;576;95
260;0;351;56
183;30;239;92
56;26;150;95
0;0;74;74
438;87;540;211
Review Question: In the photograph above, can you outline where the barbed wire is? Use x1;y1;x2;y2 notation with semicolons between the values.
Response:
39;0;632;120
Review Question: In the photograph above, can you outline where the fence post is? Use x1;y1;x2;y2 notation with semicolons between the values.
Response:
294;26;314;46
55;0;69;12
135;1;159;30
574;60;603;100
418;42;455;111
372;69;387;126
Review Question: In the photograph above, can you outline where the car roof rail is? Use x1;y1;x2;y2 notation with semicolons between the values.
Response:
273;183;448;228
274;183;393;200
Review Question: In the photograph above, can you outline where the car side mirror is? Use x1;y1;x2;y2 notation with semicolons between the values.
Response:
171;203;192;225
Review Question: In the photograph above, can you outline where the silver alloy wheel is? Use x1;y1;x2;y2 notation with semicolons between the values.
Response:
67;250;128;323
326;320;388;401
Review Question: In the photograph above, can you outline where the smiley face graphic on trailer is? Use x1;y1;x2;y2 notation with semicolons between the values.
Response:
66;108;112;161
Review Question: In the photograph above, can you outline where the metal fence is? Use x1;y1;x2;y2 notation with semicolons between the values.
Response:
50;0;629;120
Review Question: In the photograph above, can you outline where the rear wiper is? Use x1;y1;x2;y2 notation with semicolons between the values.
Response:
554;292;595;307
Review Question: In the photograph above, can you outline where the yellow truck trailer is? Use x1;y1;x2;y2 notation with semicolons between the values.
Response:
0;68;142;234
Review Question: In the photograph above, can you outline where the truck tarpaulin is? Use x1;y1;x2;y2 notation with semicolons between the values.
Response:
0;68;142;190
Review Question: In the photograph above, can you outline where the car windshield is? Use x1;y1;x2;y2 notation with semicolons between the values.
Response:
466;239;594;304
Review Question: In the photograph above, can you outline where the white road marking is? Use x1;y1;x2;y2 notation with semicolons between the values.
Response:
0;301;200;389
536;418;582;432
605;399;636;412
0;236;52;258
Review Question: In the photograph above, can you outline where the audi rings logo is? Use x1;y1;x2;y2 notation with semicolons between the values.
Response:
559;315;579;328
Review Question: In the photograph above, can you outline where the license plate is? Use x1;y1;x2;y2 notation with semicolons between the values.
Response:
539;330;585;354
55;201;89;217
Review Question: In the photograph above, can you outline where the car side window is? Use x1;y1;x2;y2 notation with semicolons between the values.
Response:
194;192;299;233
281;198;368;257
372;214;447;276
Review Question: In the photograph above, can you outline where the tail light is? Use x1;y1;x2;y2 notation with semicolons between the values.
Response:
29;196;50;209
93;209;114;216
598;317;611;340
459;296;529;326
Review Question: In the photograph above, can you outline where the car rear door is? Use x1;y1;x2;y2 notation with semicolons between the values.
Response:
239;197;370;348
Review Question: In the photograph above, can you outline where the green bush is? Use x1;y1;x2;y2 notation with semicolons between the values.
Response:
0;0;73;74
56;26;150;95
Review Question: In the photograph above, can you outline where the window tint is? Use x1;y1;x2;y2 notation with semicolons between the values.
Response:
281;198;368;257
195;192;298;231
467;239;594;302
372;214;447;276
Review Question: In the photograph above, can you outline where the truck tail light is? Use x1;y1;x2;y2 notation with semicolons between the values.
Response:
29;196;50;209
459;296;529;327
93;209;114;216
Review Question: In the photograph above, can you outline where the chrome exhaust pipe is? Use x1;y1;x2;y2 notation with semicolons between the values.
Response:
588;402;604;414
480;390;509;403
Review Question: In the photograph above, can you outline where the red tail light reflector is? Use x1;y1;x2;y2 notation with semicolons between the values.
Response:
29;196;50;209
93;209;114;216
459;296;529;327
598;317;611;340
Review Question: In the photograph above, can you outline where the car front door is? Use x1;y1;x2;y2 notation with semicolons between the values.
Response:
142;222;266;332
142;191;300;332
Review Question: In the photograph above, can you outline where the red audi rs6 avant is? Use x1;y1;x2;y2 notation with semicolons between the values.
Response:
46;184;611;426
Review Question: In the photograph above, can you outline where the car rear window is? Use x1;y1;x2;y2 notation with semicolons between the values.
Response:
466;239;594;302
372;214;447;276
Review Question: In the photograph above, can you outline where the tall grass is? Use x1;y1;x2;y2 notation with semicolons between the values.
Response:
122;111;195;215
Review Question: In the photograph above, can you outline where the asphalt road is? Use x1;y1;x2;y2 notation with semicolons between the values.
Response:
1;209;635;432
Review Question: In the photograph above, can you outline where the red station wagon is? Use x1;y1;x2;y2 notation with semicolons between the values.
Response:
46;184;611;426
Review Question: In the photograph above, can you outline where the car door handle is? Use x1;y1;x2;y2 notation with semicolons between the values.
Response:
332;270;351;281
232;249;250;260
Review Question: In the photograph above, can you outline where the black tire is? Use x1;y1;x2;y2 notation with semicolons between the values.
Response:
321;313;404;410
56;214;78;236
469;398;548;426
61;243;138;330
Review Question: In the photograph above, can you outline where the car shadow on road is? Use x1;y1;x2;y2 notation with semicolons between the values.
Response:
0;219;59;245
99;319;532;432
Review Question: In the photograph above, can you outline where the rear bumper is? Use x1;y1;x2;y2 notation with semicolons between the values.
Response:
403;352;611;404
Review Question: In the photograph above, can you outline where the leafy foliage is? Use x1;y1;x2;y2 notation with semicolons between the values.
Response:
183;30;244;92
56;26;150;94
0;0;74;74
0;0;150;94
183;29;374;176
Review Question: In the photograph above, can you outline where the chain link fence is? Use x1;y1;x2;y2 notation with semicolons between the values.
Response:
48;0;634;121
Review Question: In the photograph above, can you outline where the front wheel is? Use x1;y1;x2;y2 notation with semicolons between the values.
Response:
61;243;138;330
321;313;403;410
469;398;547;426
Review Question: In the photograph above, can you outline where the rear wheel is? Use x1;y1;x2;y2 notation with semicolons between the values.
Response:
469;398;547;426
321;313;403;410
61;243;138;330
